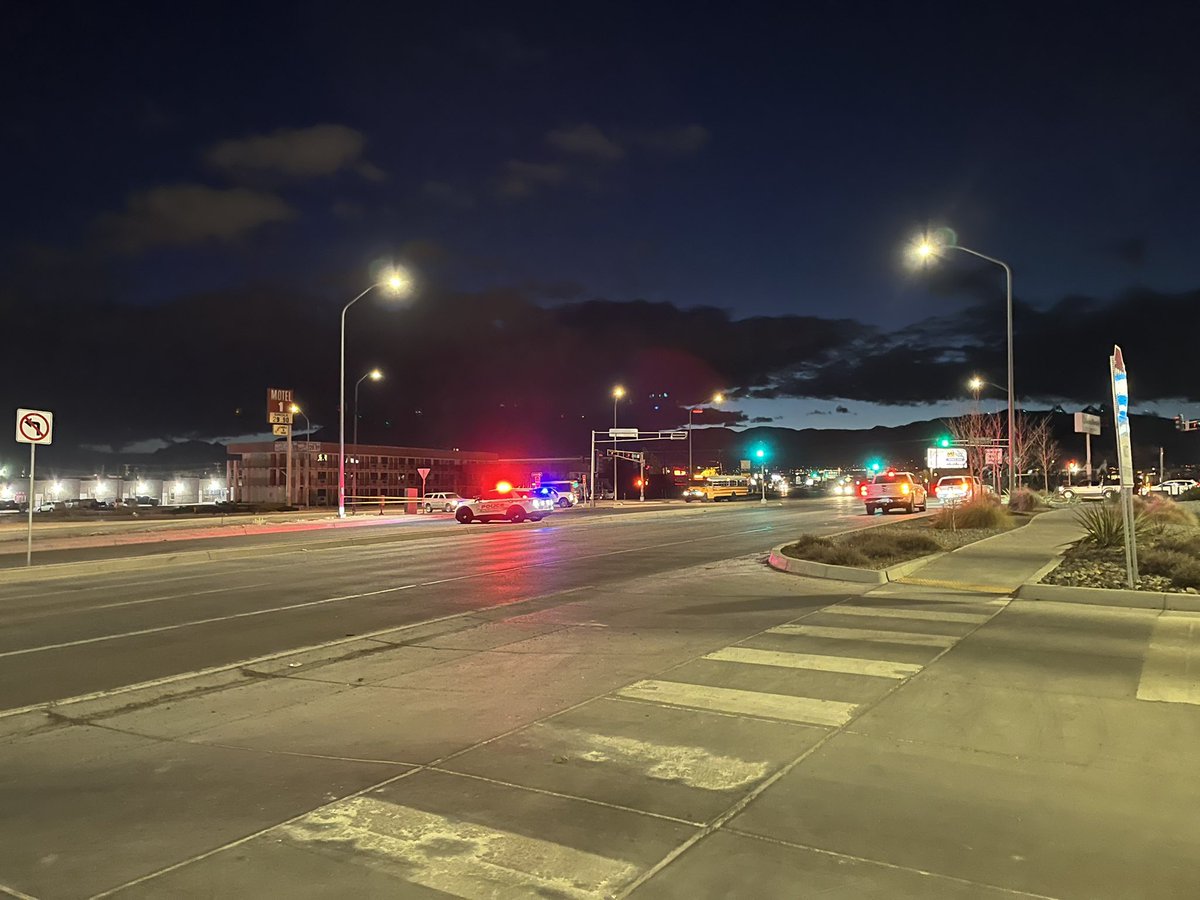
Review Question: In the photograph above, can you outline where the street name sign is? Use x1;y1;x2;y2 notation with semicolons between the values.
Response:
608;428;639;438
984;447;1003;466
16;409;53;445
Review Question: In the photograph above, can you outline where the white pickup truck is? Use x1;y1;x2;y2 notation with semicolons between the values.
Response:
861;471;928;515
1057;481;1121;502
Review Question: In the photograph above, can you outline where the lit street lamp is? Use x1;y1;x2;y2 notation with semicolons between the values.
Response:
350;369;383;507
688;393;724;484
339;269;412;518
917;232;1016;494
289;404;311;438
612;385;625;503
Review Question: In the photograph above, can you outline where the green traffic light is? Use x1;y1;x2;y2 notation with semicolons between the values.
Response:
938;435;952;448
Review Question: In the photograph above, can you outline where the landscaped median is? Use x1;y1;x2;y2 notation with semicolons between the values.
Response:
1017;497;1200;611
769;491;1045;584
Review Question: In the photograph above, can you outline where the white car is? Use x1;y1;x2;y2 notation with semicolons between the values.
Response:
454;488;555;524
422;492;466;513
1145;479;1198;497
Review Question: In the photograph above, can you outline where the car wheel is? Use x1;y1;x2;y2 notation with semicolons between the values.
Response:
507;505;526;523
424;503;433;513
557;497;570;508
1060;489;1075;501
865;505;875;515
455;507;473;524
443;503;453;512
530;515;544;522
684;497;693;503
1103;489;1118;501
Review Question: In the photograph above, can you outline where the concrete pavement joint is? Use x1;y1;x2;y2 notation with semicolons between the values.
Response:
0;881;39;900
720;828;1062;900
615;595;1009;897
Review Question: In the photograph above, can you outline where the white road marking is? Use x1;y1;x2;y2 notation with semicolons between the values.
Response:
553;727;770;791
278;796;639;899
616;679;857;726
704;646;922;679
0;584;419;659
768;624;957;648
824;605;991;624
1137;612;1200;706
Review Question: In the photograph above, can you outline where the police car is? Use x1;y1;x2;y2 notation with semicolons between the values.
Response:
454;483;555;524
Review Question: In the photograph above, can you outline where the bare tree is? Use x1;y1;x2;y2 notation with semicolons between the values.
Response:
1027;414;1062;492
945;412;1004;483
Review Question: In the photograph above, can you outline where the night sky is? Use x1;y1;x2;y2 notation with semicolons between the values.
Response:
4;2;1198;461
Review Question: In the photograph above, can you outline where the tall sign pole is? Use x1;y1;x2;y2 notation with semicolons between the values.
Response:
16;408;54;567
267;389;294;506
1109;347;1138;587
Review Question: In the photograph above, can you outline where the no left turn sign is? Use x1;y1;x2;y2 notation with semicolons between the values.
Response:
16;409;54;445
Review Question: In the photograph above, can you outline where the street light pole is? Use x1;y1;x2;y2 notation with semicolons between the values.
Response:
612;386;624;503
920;239;1016;495
339;270;410;519
351;369;383;510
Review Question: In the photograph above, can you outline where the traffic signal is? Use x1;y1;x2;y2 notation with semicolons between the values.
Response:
867;459;883;472
937;435;952;448
755;448;765;459
1176;415;1184;431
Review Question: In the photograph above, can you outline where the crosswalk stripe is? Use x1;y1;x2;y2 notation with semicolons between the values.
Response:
704;647;921;679
824;605;991;624
1137;613;1200;706
768;624;957;648
616;679;856;726
280;796;639;898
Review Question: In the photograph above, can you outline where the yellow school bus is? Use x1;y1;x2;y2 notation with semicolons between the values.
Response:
683;475;751;502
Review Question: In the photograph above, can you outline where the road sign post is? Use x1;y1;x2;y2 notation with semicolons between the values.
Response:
268;389;294;506
1074;412;1101;480
418;466;431;500
1109;347;1138;587
16;408;54;567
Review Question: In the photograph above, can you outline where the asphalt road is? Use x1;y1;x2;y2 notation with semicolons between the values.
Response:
4;496;1198;899
0;496;873;713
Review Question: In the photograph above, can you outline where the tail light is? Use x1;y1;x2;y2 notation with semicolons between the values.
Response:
931;485;938;497
901;484;911;495
859;485;868;497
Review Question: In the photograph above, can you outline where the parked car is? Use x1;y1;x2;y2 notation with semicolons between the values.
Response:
422;492;466;513
1144;479;1198;497
34;501;65;513
538;480;581;508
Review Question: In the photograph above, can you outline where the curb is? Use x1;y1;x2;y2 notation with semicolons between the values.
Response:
767;544;945;585
1014;581;1200;612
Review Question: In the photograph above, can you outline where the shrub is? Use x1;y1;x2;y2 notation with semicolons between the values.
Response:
1140;549;1200;590
1155;531;1200;556
1075;503;1145;548
931;497;1009;530
782;534;869;567
1133;495;1199;530
848;530;940;561
1180;486;1200;502
1007;488;1047;513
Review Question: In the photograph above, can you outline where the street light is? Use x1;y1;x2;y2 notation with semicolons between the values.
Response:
339;268;412;518
612;385;625;503
350;369;383;507
688;392;725;486
916;231;1016;495
289;403;311;438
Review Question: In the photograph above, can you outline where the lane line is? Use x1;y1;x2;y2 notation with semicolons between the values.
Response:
19;581;278;618
704;647;922;679
3;524;777;663
0;585;419;659
1137;612;1200;706
616;679;857;727
823;605;990;624
768;624;957;648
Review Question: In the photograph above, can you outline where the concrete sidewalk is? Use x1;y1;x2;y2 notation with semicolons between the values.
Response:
894;508;1084;594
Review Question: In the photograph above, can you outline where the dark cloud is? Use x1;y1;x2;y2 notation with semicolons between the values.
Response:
496;160;571;198
422;180;475;208
750;416;776;423
546;123;625;162
94;184;295;253
809;410;830;416
205;124;376;180
3;279;1194;460
635;125;711;154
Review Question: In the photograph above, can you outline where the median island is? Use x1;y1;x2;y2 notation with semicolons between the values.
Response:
781;490;1044;570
